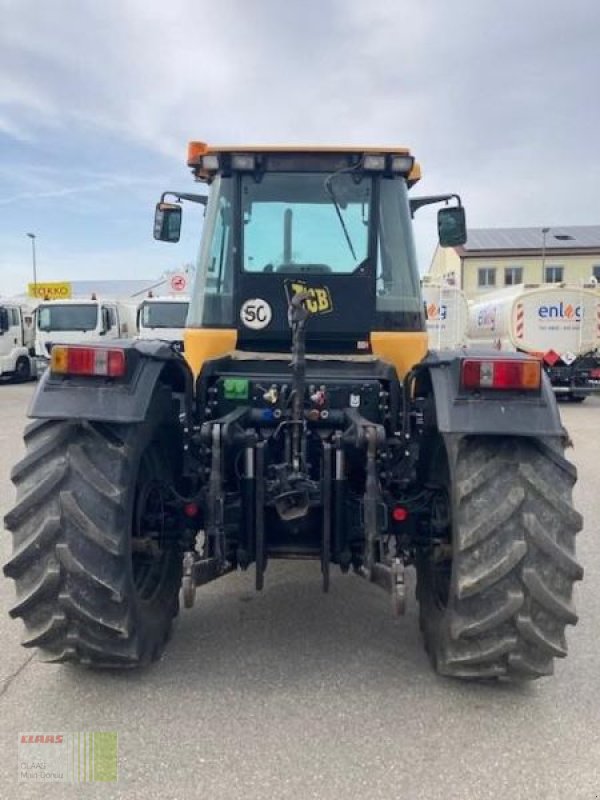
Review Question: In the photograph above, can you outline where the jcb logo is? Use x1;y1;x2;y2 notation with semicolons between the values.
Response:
284;281;333;315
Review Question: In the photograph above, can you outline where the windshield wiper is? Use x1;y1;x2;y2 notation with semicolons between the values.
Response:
324;174;357;261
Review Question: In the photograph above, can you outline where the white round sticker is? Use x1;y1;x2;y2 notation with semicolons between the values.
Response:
240;298;272;330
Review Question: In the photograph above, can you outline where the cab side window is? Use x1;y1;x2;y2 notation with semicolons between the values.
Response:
102;306;117;331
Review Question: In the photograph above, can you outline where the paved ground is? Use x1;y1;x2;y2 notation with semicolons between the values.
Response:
0;382;599;800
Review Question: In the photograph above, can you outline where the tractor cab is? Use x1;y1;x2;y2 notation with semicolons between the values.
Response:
155;145;467;374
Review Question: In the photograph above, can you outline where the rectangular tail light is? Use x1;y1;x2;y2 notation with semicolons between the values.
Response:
461;358;541;391
51;346;126;378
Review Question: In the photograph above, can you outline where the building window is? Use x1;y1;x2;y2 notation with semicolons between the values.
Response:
545;266;564;283
504;267;523;286
593;265;600;281
478;267;496;288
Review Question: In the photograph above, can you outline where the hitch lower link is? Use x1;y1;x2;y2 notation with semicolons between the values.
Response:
356;425;407;616
182;423;234;608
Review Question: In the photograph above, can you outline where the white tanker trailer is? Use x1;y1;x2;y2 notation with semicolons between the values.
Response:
467;283;600;400
422;282;469;350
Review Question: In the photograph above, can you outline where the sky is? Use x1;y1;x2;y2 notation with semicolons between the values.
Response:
1;0;599;297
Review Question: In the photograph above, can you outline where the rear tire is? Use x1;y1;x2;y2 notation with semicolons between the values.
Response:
3;388;183;667
417;437;583;680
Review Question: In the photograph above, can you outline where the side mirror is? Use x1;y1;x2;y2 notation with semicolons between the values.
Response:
438;206;467;247
0;307;7;333
154;202;182;243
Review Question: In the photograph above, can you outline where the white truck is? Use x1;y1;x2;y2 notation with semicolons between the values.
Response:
0;300;37;381
35;298;137;370
136;296;189;351
468;283;600;400
422;282;469;350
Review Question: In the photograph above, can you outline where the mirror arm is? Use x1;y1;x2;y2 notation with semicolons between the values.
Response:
160;191;208;207
410;193;462;216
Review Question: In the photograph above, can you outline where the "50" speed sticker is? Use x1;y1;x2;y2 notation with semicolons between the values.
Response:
240;298;272;330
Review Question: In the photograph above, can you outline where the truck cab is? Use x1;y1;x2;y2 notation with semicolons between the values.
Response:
35;298;134;369
0;301;36;381
136;295;190;351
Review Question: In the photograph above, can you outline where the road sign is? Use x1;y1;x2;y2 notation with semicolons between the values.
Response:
28;282;72;299
170;273;187;294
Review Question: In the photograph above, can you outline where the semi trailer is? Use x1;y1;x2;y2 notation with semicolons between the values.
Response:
468;283;600;400
421;281;469;350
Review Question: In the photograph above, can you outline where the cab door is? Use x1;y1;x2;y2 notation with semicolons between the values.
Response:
8;307;22;349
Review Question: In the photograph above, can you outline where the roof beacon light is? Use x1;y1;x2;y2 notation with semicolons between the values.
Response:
231;154;255;171
51;346;127;378
363;154;386;171
187;141;208;166
391;154;415;173
461;358;541;391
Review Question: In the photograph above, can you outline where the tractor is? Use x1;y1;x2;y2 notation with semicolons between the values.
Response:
4;144;583;679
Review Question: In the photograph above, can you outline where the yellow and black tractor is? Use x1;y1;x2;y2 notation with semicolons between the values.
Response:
4;144;583;679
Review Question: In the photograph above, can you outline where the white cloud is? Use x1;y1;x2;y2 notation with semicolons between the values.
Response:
0;172;163;206
1;0;599;283
0;236;193;297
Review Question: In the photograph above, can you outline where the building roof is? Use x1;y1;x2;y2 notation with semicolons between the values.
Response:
462;225;600;253
70;280;157;298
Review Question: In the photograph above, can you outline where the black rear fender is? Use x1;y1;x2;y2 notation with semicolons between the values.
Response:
414;350;566;440
28;340;193;424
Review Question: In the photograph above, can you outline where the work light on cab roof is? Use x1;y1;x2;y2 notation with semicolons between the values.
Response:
186;142;422;185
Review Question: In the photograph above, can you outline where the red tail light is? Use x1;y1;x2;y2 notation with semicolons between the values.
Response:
184;502;200;518
590;368;600;379
392;506;409;523
51;346;126;377
461;358;541;391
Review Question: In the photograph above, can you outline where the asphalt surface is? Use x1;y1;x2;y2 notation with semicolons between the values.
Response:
1;382;599;800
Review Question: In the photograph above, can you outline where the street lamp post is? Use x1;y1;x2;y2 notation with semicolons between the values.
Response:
26;233;37;298
541;227;550;283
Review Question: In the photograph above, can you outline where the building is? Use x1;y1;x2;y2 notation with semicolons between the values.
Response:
69;267;196;299
69;279;158;299
10;266;196;304
428;225;600;299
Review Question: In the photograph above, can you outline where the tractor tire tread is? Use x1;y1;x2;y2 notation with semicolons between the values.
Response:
4;414;181;668
420;436;583;681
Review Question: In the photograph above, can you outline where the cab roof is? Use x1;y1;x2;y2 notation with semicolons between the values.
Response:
187;142;422;186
